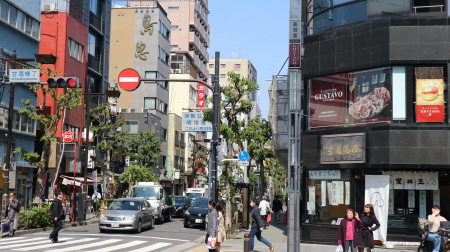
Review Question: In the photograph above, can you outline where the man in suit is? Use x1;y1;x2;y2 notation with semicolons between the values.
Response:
4;192;20;237
272;195;282;224
50;191;64;243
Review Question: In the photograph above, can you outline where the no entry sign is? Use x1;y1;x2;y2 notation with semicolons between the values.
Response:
62;130;74;143
118;68;141;91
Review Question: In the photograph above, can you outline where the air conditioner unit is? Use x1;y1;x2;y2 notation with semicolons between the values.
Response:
129;109;136;113
142;108;148;113
42;3;56;12
195;31;200;36
175;69;182;74
170;69;175;74
120;108;128;113
199;55;204;60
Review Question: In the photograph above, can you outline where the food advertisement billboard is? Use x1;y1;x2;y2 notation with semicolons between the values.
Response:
416;79;444;122
309;79;347;128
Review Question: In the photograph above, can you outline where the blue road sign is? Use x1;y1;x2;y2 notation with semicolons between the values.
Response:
238;151;249;161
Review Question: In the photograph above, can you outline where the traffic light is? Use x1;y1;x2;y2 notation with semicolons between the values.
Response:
47;77;80;89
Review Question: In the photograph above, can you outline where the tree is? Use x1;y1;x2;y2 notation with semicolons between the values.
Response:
128;130;162;169
189;145;209;187
119;164;158;187
243;117;273;198
267;157;287;197
89;103;129;198
204;71;258;233
15;65;82;202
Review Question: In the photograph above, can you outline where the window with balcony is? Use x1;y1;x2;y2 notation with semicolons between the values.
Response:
123;121;138;134
168;7;179;11
144;97;156;110
69;39;83;62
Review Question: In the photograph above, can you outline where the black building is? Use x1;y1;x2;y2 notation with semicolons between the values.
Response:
300;0;450;244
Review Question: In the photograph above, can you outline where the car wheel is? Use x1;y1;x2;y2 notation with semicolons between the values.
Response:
151;217;155;229
99;229;107;233
184;220;189;228
166;212;172;222
136;220;142;233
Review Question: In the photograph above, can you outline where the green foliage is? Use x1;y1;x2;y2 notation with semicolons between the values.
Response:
18;204;53;229
119;164;158;186
265;157;287;196
189;145;209;186
128;131;162;168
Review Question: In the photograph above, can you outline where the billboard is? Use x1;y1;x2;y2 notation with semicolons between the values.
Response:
416;79;444;122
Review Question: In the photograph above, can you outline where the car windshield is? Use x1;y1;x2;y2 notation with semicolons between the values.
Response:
132;187;160;199
175;197;186;204
191;199;209;208
109;200;140;211
186;193;202;199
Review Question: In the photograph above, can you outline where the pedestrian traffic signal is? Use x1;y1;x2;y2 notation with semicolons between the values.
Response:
47;77;80;89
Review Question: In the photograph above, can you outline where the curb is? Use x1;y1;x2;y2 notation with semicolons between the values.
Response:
9;218;99;237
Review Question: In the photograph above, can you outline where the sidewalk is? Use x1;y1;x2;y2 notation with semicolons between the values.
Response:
186;214;287;252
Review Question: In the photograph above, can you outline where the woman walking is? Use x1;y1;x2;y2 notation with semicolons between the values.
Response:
358;204;380;252
216;204;226;252
338;209;363;252
207;200;218;252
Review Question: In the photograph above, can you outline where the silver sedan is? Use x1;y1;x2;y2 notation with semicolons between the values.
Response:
99;198;154;233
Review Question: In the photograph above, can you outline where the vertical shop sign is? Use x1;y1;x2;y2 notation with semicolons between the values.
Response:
388;189;394;215
345;182;350;205
308;186;316;214
408;190;415;208
365;175;389;242
321;181;327;206
415;173;426;190
332;181;339;206
338;181;344;205
427;172;439;190
289;0;301;68
433;190;440;206
403;172;415;190
393;171;404;190
416;79;444;122
420;191;427;219
327;182;333;205
198;83;205;111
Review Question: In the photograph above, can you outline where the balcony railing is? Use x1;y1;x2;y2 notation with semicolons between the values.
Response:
413;5;444;13
180;141;186;148
175;139;181;146
88;54;101;73
89;12;102;32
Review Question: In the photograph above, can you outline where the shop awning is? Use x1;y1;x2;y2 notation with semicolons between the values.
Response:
60;175;99;186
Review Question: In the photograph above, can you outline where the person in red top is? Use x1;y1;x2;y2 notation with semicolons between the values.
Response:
338;209;363;252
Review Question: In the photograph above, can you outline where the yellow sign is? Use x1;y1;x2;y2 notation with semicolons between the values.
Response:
140;13;158;35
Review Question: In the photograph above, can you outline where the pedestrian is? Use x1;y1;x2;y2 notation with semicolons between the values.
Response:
123;189;129;198
50;191;65;243
259;196;271;229
358;204;380;252
207;200;218;252
272;195;282;224
250;197;274;252
3;192;20;237
216;203;227;252
338;209;363;252
183;190;186;196
427;205;447;252
92;191;101;214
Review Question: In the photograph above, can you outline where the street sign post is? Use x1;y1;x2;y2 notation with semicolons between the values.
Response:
62;130;74;143
182;112;212;132
238;161;249;166
238;151;249;162
9;69;40;83
118;68;141;91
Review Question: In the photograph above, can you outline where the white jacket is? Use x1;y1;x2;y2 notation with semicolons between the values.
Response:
259;200;271;216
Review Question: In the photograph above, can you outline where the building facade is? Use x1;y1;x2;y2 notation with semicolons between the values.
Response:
0;0;41;207
110;1;171;180
299;0;450;244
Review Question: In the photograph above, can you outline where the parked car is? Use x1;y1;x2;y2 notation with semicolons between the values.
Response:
183;197;226;228
172;196;191;217
99;198;154;233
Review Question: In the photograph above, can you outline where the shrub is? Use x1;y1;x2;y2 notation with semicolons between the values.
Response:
18;204;53;230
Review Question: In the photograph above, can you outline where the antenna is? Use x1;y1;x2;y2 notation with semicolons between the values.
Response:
231;48;242;59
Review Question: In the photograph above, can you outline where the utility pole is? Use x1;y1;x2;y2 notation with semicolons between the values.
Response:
211;51;220;202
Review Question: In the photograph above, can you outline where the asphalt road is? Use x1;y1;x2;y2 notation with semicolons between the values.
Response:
1;217;206;252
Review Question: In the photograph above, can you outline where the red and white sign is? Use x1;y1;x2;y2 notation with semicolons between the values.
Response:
198;83;205;111
118;68;141;91
289;44;301;68
62;130;74;143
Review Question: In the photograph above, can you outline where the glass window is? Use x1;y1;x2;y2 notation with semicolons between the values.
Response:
144;97;156;109
0;107;4;128
158;46;160;58
145;71;157;83
27;118;34;133
69;39;83;62
220;74;225;78
9;6;16;27
17;10;25;31
333;1;367;28
12;111;19;131
90;0;102;17
220;64;226;68
171;25;179;31
88;32;101;59
209;64;214;68
334;0;353;5
312;10;333;34
171;45;178;50
31;19;39;39
235;64;241;68
1;0;9;22
161;128;167;141
25;16;32;35
21;115;27;132
313;0;332;14
123;121;138;134
168;7;179;11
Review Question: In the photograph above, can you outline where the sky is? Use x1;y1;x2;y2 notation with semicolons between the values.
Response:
207;1;290;118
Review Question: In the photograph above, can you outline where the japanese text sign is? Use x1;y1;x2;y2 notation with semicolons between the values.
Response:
9;69;40;83
198;83;205;110
182;112;212;132
321;133;365;164
309;170;341;180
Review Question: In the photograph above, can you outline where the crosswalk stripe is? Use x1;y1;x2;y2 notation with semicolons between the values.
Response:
0;236;28;242
45;238;122;252
127;242;172;252
0;237;43;245
89;240;147;252
12;238;97;251
2;238;73;249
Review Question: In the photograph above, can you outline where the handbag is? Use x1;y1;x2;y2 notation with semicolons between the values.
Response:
336;245;343;252
267;213;272;222
207;237;216;249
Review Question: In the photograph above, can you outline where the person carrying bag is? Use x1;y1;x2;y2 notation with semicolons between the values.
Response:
207;200;218;252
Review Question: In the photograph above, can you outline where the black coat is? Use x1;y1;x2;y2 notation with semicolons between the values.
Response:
251;206;264;229
358;215;380;249
51;198;64;221
272;199;282;212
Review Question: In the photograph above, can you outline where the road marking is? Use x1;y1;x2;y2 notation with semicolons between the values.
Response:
45;238;121;251
119;77;139;82
0;236;28;242
127;242;172;252
0;237;43;245
46;233;190;242
13;238;97;251
1;238;73;249
89;240;147;252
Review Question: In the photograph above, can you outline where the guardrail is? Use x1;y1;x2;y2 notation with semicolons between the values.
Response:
413;5;444;13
